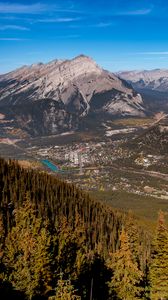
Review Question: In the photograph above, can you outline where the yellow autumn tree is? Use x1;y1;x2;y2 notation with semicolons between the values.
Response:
109;228;143;300
4;199;52;300
50;273;81;300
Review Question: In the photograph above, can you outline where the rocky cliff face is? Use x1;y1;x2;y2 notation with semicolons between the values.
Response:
0;55;145;137
118;69;168;92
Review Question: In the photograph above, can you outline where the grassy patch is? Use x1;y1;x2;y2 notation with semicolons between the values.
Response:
112;117;153;127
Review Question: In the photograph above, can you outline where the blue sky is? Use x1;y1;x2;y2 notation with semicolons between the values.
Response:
0;0;168;73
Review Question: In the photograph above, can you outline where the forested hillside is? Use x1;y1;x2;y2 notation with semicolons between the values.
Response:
0;158;167;299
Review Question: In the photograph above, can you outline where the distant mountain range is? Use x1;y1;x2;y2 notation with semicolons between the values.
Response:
0;55;144;137
118;69;168;92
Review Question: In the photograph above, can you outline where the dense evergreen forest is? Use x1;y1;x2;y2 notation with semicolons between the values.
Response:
0;158;168;299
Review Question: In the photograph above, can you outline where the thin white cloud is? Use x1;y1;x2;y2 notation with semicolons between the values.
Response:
92;22;114;28
36;17;81;23
53;34;80;39
138;52;168;55
117;8;152;16
142;57;167;60
0;38;27;41
70;22;115;29
0;3;48;14
0;2;81;14
0;25;29;31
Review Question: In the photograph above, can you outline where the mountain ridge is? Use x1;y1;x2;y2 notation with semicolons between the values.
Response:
118;68;168;92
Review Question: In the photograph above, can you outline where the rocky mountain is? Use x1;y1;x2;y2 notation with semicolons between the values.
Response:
0;55;145;137
118;69;168;92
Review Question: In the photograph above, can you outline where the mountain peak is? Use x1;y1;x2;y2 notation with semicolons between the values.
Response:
71;54;98;65
73;54;93;60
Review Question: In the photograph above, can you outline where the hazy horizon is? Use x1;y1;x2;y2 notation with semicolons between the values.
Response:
1;54;168;76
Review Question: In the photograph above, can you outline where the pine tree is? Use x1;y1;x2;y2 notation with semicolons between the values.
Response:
56;215;87;280
109;228;143;300
125;211;141;264
150;211;168;300
49;273;81;300
3;199;52;300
